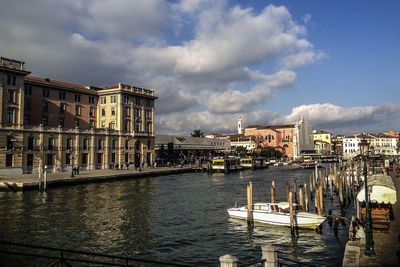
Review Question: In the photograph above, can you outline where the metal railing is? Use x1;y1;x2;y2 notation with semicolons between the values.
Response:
0;240;192;267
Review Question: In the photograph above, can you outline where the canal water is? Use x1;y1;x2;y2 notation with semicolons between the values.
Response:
0;166;354;266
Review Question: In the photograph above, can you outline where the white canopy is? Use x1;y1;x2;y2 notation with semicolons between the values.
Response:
357;174;397;204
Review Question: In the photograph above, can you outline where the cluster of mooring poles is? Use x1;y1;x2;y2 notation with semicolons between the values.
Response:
245;161;362;234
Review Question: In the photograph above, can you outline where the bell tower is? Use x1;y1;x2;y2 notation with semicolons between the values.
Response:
237;116;243;134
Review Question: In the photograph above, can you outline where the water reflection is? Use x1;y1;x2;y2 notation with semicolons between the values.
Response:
0;167;352;266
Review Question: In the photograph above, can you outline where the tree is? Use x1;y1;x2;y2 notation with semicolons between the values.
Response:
191;129;205;138
235;146;248;155
260;147;283;159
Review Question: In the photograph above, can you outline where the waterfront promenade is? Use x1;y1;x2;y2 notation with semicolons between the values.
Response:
343;167;400;266
0;167;193;191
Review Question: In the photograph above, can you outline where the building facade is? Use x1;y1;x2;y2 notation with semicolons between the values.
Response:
313;130;332;154
343;133;398;159
245;124;295;159
293;118;314;159
0;57;157;174
244;118;313;159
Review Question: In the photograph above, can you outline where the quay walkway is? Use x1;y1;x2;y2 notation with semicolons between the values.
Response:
342;166;400;266
0;167;193;191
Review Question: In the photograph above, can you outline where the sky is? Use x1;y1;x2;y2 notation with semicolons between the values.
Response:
1;0;399;136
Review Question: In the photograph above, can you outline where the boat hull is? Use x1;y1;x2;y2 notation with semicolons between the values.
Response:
227;208;325;230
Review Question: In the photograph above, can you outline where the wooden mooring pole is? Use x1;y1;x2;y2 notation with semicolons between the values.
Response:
293;179;298;204
299;188;304;211
289;191;294;230
271;180;276;203
247;182;253;225
304;183;309;212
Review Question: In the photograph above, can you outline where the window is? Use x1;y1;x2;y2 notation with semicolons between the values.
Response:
7;75;16;86
27;154;33;166
6;108;14;123
24;115;30;125
25;98;31;111
125;139;129;149
59;91;66;100
88;96;95;104
111;153;116;163
74;118;80;127
146;122;152;133
82;153;87;165
46;154;53;166
82;138;89;150
98;139;104;150
7;90;15;103
42;102;49;113
101;121;105;128
60;103;66;113
125;153;129;163
146;110;151;119
28;136;34;150
66;153;71;165
25;86;32;95
100;96;106;104
59;117;64;127
42;88;50;98
42;116;48;126
135;141;140;150
90;120;95;128
135;120;141;132
146;99;151;107
97;153;102;164
125;107;130;117
110;95;116;103
66;138;73;150
109;121;115;130
48;137;54;150
101;108;106;116
135;97;140;105
147;140;151;149
89;107;95;117
136;108;141;118
124;120;130;131
74;94;81;102
7;136;14;150
124;96;129;104
6;154;13;166
75;105;81;116
111;107;116;116
112;139;116;150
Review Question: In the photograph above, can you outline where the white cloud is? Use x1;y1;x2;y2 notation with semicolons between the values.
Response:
282;103;400;135
0;0;332;135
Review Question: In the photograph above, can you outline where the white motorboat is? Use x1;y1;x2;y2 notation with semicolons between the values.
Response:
227;202;326;230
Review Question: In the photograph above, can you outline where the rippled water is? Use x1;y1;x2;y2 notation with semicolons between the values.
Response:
0;166;353;266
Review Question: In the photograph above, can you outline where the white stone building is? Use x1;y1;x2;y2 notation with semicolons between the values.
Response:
293;118;314;159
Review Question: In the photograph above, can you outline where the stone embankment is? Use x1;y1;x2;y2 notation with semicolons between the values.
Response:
342;166;400;266
0;167;194;191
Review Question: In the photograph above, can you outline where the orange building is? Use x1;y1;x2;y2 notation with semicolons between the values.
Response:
245;124;295;159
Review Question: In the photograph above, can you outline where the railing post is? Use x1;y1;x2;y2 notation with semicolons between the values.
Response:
219;254;238;267
262;245;278;267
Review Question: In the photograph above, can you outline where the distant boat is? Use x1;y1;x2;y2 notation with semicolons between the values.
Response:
227;202;326;230
300;161;320;169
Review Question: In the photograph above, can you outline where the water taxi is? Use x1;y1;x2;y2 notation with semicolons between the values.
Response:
227;202;326;230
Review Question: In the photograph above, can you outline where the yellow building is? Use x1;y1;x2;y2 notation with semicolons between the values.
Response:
0;56;157;175
313;130;332;154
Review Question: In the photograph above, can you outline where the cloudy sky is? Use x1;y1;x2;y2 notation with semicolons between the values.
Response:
1;0;399;136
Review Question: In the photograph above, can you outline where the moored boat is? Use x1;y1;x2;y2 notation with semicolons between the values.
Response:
227;202;326;230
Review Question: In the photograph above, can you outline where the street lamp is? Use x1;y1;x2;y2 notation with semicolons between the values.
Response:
359;138;375;256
